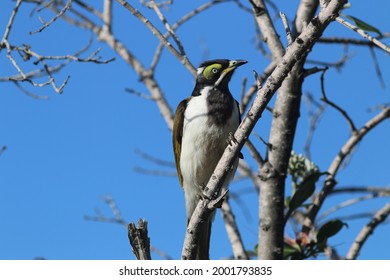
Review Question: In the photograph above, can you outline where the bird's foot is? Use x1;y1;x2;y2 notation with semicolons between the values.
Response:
197;192;211;201
227;132;244;158
227;132;238;145
209;189;229;210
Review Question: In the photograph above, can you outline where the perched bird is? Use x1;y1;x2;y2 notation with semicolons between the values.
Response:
173;59;247;259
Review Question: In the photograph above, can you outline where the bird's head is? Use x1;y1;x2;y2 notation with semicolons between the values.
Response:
196;59;247;91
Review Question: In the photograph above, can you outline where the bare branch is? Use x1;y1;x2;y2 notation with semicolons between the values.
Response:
306;44;354;70
1;0;22;43
29;0;72;35
102;0;113;33
336;16;390;54
319;193;379;221
346;203;390;259
0;146;7;157
319;68;357;132
150;0;230;71
13;81;50;100
115;0;196;75
318;32;390;46
249;0;285;60
330;186;390;196
303;106;390;232
240;61;276;113
134;149;175;167
292;0;318;36
73;0;103;19
98;30;174;129
245;138;265;167
237;160;261;193
149;0;187;57
85;194;126;226
280;12;293;46
368;46;385;88
220;199;249;259
128;219;152;260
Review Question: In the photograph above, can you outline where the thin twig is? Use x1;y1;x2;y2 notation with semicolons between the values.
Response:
13;81;50;100
73;0;103;19
318;32;390;46
368;46;385;88
346;203;390;259
319;68;357;133
220;199;249;259
115;0;196;75
240;61;276;113
330;186;390;196
1;0;22;43
280;12;293;46
149;0;187;56
237;160;261;194
303;93;327;159
0;146;6;157
134;149;175;167
318;193;378;221
29;0;72;35
245;138;265;167
150;0;229;72
306;45;354;71
336;16;390;54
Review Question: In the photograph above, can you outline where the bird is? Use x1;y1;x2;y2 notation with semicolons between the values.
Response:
172;59;247;259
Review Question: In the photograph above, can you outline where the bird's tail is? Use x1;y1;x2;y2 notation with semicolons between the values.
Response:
195;218;212;260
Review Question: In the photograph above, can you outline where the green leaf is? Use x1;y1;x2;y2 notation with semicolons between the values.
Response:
283;242;302;259
316;220;348;249
345;15;383;36
288;172;322;212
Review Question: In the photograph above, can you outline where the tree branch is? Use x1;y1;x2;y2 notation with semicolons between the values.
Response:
336;16;390;54
128;219;152;260
319;68;357;132
303;106;390;232
29;0;72;35
220;199;249;259
102;0;113;33
115;0;196;75
346;203;390;259
249;0;285;60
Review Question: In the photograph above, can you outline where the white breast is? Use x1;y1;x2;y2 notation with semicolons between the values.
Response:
180;86;239;217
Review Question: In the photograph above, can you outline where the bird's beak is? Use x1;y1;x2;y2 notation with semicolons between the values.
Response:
215;60;247;87
226;60;248;72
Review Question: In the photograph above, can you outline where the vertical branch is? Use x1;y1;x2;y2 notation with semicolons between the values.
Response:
128;219;152;260
250;0;287;261
102;0;113;33
249;0;285;60
292;0;319;36
1;0;22;43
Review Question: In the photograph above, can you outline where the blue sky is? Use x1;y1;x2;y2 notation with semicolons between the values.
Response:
0;1;389;260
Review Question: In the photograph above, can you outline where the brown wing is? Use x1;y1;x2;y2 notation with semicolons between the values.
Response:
235;99;244;159
172;98;188;187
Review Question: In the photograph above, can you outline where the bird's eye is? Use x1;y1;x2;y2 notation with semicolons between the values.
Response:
203;63;222;80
